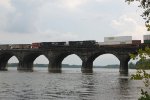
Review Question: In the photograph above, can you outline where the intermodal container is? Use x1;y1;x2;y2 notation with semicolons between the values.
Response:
144;40;150;44
98;41;132;46
104;36;132;42
98;42;120;45
144;35;150;40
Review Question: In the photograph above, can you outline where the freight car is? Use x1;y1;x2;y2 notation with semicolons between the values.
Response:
69;40;96;47
82;40;96;47
31;43;41;49
31;42;67;49
132;40;141;45
0;44;10;50
51;42;66;46
69;41;83;47
10;44;31;49
41;42;66;48
144;35;150;44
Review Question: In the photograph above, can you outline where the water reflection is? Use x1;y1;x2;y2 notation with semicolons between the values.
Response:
78;73;97;100
115;75;140;100
117;78;131;99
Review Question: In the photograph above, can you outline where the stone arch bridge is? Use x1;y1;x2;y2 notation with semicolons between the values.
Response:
0;45;145;74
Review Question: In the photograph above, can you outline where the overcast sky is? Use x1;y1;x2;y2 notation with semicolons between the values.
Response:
0;0;149;65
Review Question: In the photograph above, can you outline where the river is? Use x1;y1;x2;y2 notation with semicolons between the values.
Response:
0;68;144;100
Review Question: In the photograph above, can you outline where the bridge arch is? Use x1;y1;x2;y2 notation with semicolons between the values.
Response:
7;56;19;70
0;52;20;71
33;55;49;71
18;53;49;71
93;53;120;70
82;51;130;74
48;52;82;73
93;53;119;66
83;52;119;67
62;54;82;70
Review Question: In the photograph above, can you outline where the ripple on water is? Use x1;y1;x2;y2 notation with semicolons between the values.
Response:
0;68;143;100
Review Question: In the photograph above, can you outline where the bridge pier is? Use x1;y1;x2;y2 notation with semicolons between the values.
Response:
81;60;93;73
0;62;8;71
48;63;61;73
119;54;130;75
48;56;62;73
17;61;33;72
0;56;11;71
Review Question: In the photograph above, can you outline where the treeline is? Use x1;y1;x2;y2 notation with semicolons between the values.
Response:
6;63;133;69
7;60;150;69
7;63;120;68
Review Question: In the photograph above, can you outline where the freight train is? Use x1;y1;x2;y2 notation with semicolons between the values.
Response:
0;35;149;50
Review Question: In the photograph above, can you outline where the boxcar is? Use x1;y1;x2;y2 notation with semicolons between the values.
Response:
31;43;41;49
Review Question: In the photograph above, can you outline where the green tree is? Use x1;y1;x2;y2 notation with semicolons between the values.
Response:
129;62;136;69
126;0;150;30
130;47;150;100
136;59;150;69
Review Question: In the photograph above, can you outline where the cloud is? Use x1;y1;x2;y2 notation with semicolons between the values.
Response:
0;0;45;33
112;15;137;32
0;30;79;44
37;30;79;42
0;0;15;33
56;0;88;11
0;0;89;34
111;13;148;41
0;0;14;9
95;0;113;3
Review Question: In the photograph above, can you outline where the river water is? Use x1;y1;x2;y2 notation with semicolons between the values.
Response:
0;68;144;100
